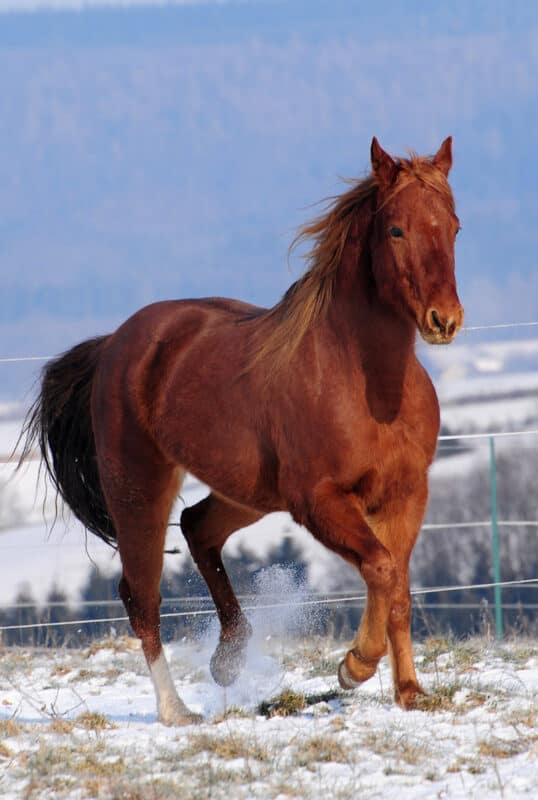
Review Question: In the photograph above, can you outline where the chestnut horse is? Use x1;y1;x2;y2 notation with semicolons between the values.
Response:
22;138;463;724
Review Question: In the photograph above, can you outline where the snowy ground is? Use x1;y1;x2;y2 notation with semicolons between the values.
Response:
0;634;537;799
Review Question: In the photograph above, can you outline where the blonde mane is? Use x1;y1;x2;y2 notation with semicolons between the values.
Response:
248;154;454;372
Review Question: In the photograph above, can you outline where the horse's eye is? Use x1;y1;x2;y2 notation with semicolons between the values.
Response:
456;226;462;235
389;226;404;238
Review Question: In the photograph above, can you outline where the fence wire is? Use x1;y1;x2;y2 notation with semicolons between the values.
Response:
1;578;537;634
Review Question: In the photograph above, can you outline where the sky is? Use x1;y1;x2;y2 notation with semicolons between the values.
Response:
0;1;234;10
0;0;537;397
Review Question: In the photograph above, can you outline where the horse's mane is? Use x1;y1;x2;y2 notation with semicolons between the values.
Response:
247;153;454;372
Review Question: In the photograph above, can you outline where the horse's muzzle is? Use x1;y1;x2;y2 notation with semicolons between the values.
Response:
421;304;464;345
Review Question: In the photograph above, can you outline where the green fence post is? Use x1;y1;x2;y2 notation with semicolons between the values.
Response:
489;436;503;639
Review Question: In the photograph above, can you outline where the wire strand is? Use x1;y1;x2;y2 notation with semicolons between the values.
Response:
462;321;538;331
1;578;536;633
0;356;51;363
438;429;538;441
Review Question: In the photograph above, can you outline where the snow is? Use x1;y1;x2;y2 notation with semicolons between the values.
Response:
0;635;536;798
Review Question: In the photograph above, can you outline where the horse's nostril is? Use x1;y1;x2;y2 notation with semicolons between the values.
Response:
429;309;443;332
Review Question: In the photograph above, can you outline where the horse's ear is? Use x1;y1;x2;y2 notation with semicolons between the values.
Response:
432;136;453;176
371;137;397;186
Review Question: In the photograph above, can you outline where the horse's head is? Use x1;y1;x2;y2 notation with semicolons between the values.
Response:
369;137;464;345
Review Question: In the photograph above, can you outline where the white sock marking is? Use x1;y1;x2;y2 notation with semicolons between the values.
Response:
149;650;190;723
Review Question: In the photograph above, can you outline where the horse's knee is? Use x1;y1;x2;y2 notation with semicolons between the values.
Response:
360;550;397;592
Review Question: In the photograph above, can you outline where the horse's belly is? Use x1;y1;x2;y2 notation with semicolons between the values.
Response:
158;415;282;513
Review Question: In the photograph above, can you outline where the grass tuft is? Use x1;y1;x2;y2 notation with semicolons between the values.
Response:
49;718;75;735
75;711;117;731
0;742;13;758
415;684;459;712
0;718;24;738
182;731;269;762
258;687;343;718
478;737;528;759
258;689;306;717
295;734;351;767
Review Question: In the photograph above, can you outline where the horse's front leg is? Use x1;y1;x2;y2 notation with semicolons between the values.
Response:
386;569;425;709
301;479;398;689
372;481;428;708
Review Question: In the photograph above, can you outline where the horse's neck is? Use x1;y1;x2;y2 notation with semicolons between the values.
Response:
325;215;418;423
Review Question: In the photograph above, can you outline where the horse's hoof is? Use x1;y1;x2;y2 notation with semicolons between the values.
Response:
338;658;361;690
395;681;426;710
159;702;203;726
210;639;248;687
337;648;378;689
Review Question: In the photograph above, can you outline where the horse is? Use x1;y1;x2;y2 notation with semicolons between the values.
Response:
21;137;463;725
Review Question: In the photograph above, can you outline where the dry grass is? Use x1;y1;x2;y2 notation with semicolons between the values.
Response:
23;740;127;799
258;687;342;718
84;637;139;659
258;688;306;717
504;707;537;728
0;717;25;737
295;734;352;767
447;756;486;775
420;637;452;670
70;668;98;683
498;644;538;665
182;731;269;762
75;711;117;731
49;718;75;735
364;726;432;765
415;683;460;712
50;663;72;678
0;741;13;758
212;706;252;723
478;736;529;759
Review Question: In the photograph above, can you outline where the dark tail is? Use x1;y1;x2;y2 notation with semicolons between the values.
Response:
19;335;117;547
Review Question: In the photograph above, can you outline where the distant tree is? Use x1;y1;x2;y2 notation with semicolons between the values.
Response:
5;586;38;646
77;567;128;643
45;585;71;647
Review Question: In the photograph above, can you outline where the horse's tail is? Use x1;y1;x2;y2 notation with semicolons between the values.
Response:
19;335;117;547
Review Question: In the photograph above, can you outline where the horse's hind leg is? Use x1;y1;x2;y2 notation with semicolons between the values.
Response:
181;494;261;686
102;462;200;725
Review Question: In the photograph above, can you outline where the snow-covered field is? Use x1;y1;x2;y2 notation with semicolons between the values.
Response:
0;634;537;799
